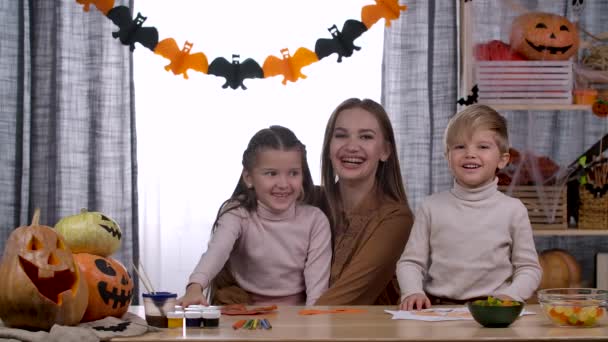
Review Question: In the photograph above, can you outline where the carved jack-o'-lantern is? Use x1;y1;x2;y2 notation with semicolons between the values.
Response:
75;253;133;322
509;12;579;60
55;209;122;257
0;209;88;330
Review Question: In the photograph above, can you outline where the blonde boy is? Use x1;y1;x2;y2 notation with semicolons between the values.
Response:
397;104;542;310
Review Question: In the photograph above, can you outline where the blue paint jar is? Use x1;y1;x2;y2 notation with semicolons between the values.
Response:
184;311;202;327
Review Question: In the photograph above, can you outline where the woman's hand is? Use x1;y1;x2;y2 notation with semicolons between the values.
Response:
399;293;431;311
177;283;209;307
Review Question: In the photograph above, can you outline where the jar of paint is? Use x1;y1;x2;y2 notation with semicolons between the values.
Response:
185;311;202;327
166;311;183;329
202;309;221;328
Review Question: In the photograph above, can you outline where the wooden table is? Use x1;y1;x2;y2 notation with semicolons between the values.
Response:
112;305;608;341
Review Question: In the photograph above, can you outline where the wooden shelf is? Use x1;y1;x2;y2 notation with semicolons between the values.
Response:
534;229;608;236
488;104;592;111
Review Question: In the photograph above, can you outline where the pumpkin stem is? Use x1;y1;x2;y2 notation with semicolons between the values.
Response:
31;208;41;225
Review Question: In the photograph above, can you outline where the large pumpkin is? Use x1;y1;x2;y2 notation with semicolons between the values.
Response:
0;209;88;330
55;209;122;257
75;253;133;322
538;248;582;289
509;12;579;61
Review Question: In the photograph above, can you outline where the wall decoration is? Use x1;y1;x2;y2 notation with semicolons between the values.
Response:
74;0;407;89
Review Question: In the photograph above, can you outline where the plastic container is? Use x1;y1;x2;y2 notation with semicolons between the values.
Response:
202;309;221;328
166;311;184;328
185;311;203;327
538;288;608;327
573;89;598;104
142;292;178;328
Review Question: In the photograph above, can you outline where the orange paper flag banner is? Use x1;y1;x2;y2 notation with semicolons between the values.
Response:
262;47;319;85
154;38;209;79
298;308;367;315
361;0;407;28
76;0;115;14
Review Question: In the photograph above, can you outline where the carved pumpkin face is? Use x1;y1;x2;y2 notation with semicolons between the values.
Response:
509;12;579;60
75;253;133;322
592;100;608;118
0;210;88;330
55;209;122;257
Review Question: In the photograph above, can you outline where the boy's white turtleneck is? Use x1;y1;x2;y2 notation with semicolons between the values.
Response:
396;177;542;302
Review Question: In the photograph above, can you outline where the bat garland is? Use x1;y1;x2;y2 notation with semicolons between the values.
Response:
74;0;407;90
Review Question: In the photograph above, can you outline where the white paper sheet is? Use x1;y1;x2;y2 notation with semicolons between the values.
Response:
384;307;536;322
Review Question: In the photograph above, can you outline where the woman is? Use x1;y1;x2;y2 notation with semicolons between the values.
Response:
314;98;414;305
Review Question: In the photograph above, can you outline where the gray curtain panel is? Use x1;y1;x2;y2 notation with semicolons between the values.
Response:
382;0;457;208
0;0;139;288
382;0;608;286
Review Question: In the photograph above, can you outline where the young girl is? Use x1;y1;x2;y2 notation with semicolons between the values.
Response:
179;125;331;306
397;104;542;310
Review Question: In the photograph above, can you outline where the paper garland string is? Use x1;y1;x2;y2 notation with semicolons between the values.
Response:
74;0;407;89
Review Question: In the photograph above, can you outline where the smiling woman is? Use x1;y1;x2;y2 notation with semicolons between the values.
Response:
133;0;384;296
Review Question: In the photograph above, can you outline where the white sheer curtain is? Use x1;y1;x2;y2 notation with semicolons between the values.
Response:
133;1;384;296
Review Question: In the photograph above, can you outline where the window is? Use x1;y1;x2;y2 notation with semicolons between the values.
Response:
134;0;383;294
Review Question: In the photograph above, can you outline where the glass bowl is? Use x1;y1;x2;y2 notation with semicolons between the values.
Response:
538;288;608;327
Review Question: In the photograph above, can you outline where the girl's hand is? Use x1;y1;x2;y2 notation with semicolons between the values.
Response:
399;293;431;311
494;294;515;302
177;283;209;307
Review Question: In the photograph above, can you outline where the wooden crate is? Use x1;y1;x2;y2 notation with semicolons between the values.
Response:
499;185;567;230
475;61;573;105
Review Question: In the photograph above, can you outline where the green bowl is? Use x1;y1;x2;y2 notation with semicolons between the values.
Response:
467;301;525;328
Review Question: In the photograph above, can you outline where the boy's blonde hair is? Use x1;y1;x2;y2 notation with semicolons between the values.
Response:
444;104;509;154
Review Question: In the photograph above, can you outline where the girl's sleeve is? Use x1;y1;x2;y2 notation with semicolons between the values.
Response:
396;203;431;300
303;210;333;305
314;205;413;305
496;201;542;301
187;210;244;290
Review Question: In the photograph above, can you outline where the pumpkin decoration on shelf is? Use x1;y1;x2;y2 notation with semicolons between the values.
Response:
592;99;608;118
509;12;579;61
0;209;88;330
538;248;582;289
55;209;122;257
74;253;133;322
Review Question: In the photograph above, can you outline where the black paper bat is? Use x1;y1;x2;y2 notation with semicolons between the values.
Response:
107;6;159;51
314;19;367;63
208;54;264;90
457;85;479;106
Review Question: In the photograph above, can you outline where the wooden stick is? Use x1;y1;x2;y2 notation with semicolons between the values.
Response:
138;261;156;293
131;261;155;294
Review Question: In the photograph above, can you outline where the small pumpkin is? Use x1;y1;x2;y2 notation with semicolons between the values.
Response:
0;209;88;330
75;253;133;322
592;100;608;118
538;248;582;289
509;12;579;60
55;209;122;257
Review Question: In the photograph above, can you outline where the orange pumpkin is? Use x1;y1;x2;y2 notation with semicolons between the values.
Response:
0;209;88;330
538;248;582;289
592;100;608;118
509;12;579;60
75;253;133;322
